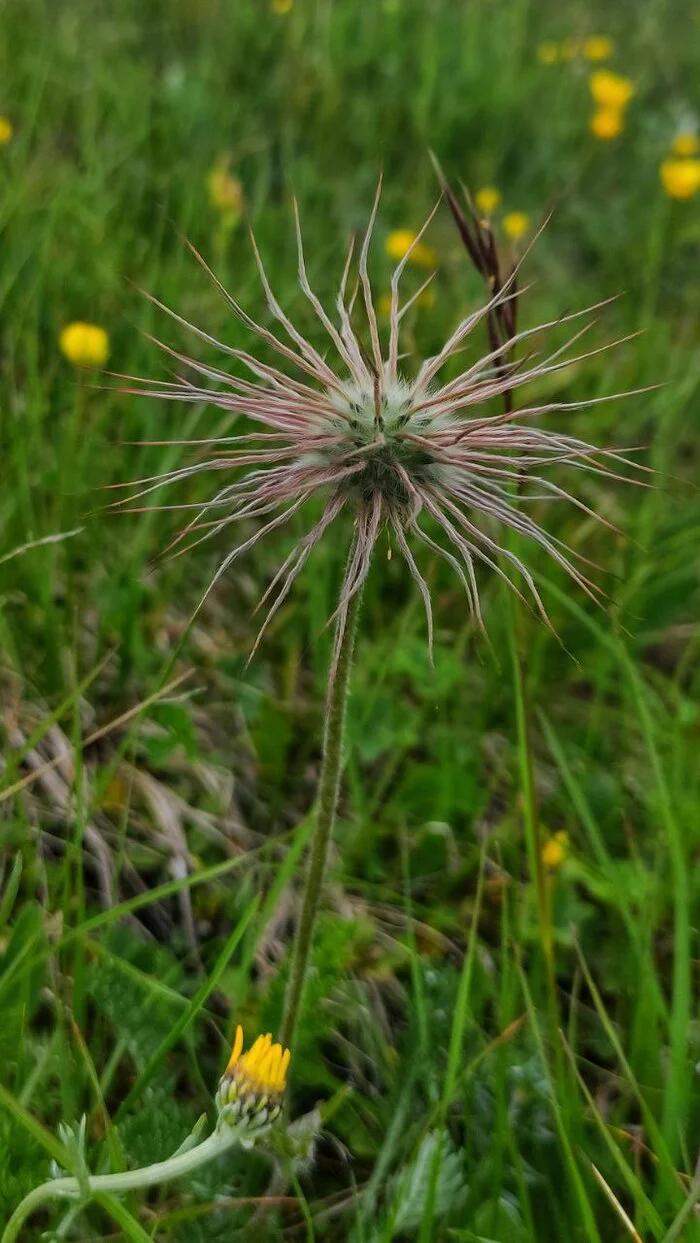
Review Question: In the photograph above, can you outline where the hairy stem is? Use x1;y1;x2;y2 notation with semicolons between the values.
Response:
281;587;363;1053
1;1129;237;1243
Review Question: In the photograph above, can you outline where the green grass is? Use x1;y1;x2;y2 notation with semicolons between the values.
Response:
1;0;700;1238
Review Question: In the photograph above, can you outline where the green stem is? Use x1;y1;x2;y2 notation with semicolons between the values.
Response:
281;586;363;1052
2;1129;235;1243
506;591;563;1086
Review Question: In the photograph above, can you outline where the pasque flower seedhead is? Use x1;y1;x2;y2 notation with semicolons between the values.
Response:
117;183;642;674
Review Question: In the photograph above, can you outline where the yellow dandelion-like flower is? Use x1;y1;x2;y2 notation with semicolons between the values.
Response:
672;132;700;158
385;228;436;269
0;116;13;145
659;157;700;200
537;41;560;65
474;186;501;216
59;322;110;368
590;107;624;140
502;211;530;242
583;35;614;61
216;1026;290;1132
589;70;635;111
542;830;569;870
272;0;293;12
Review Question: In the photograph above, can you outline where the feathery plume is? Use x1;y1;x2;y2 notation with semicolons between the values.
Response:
116;185;643;671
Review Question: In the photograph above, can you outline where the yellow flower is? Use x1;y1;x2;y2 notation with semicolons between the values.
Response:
0;116;13;145
589;70;635;110
537;41;560;65
659;158;700;200
672;132;700;158
502;212;530;242
583;35;613;61
474;186;501;216
216;1027;290;1131
207;159;244;216
590;107;624;140
385;229;436;269
59;322;110;368
542;830;569;870
272;0;293;12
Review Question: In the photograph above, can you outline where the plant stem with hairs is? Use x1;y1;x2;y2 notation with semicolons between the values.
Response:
281;584;363;1052
1;1130;236;1243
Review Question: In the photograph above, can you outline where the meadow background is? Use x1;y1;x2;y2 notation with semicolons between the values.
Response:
1;0;700;1238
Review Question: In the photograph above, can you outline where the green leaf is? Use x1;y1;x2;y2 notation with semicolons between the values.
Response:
391;1129;467;1235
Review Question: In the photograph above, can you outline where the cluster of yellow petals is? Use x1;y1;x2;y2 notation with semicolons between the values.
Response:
385;228;436;269
474;186;501;216
588;70;635;142
672;133;700;158
589;70;635;110
537;35;613;65
542;830;569;870
656;130;700;199
0;115;13;146
272;0;293;12
502;211;530;242
226;1026;290;1097
582;36;614;62
659;157;700;200
59;322;110;368
590;108;624;141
